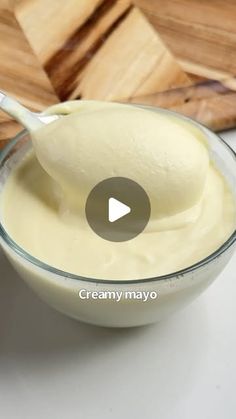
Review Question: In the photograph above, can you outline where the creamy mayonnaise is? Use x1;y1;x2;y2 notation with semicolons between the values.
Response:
1;101;235;279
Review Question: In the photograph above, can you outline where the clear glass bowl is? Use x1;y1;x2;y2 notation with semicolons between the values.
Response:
0;107;236;327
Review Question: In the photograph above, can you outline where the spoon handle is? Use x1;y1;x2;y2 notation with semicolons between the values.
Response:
0;90;43;131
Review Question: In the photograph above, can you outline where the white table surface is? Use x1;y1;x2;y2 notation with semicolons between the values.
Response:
0;130;236;419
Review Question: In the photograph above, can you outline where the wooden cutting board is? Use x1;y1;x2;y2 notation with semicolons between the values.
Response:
1;0;236;148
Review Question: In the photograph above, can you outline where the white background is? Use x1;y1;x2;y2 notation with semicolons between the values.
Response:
0;130;235;419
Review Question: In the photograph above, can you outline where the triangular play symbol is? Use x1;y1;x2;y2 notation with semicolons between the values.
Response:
108;197;131;223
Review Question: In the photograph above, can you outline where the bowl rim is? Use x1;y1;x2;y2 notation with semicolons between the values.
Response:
0;105;236;285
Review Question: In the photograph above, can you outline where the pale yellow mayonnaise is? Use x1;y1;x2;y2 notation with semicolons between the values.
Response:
1;101;235;279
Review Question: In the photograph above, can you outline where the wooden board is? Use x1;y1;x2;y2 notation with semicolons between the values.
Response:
1;0;236;147
135;0;236;78
0;1;58;142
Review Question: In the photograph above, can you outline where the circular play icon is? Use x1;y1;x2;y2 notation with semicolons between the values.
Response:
85;177;151;242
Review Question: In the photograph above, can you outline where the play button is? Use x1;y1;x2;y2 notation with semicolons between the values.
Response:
108;198;131;223
85;177;150;242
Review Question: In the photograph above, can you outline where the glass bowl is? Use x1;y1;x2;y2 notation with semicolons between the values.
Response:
0;107;236;327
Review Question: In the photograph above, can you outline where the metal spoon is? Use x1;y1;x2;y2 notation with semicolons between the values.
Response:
0;90;59;131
